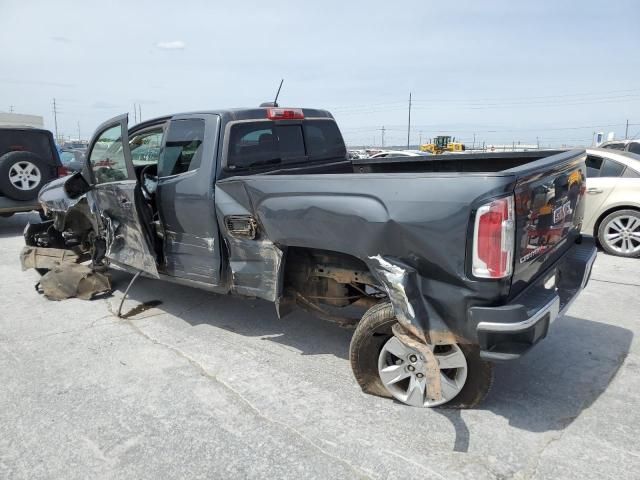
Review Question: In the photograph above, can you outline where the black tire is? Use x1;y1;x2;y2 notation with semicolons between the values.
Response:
349;302;493;408
0;151;52;201
597;209;640;258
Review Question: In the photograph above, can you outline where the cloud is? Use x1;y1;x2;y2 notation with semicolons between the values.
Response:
51;36;71;43
156;40;186;50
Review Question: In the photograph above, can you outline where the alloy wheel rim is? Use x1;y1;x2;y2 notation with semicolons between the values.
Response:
604;215;640;255
9;161;41;191
378;336;467;407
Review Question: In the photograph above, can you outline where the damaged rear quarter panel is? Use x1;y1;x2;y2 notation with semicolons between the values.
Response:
214;185;284;302
216;173;515;341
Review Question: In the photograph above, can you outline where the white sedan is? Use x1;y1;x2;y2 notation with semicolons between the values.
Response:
369;150;432;158
582;148;640;257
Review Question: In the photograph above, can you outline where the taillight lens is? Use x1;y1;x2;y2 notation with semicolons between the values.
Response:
472;195;515;279
266;108;304;120
57;165;69;177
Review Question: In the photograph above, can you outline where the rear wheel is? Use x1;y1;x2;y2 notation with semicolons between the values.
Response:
597;209;640;258
349;302;493;408
0;152;51;201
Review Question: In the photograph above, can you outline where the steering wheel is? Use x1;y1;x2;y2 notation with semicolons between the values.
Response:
140;164;158;199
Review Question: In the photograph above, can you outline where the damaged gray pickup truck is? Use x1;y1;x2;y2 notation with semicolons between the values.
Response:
26;107;597;408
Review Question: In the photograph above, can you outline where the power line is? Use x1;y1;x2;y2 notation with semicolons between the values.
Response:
328;87;640;112
339;122;635;135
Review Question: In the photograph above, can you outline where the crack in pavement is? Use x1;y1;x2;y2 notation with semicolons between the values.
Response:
0;315;119;344
119;313;374;480
590;277;640;288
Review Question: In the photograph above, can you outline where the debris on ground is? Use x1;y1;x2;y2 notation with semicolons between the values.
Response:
37;263;111;301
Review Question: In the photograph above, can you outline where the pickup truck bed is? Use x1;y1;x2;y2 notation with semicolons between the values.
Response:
28;107;597;408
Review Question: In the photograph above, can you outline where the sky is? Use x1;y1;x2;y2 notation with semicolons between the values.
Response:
1;0;639;147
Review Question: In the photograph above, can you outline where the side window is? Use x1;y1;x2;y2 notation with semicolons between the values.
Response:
628;143;640;155
585;155;603;177
599;159;626;178
622;167;640;178
603;143;624;150
159;119;205;177
129;129;164;167
89;125;129;184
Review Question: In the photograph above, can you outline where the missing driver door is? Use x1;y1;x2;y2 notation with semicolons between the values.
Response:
86;114;159;277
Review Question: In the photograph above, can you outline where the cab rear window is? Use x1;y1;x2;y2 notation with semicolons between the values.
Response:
227;120;346;169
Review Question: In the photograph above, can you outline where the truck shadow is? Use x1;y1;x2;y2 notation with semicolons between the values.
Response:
481;314;632;432
111;270;353;359
114;270;633;441
436;315;632;451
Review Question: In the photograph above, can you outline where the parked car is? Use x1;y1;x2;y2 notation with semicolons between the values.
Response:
0;127;66;217
369;149;431;158
59;148;86;172
26;107;596;408
582;148;640;257
598;139;640;154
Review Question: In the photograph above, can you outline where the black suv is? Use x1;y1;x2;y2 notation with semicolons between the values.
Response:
0;127;64;217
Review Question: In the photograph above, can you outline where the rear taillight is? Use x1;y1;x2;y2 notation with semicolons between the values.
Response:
57;165;69;177
472;195;515;279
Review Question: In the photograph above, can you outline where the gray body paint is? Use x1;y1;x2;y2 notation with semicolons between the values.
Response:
34;107;590;348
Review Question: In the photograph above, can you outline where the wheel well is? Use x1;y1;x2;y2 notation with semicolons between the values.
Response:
282;247;378;291
593;205;640;238
280;247;385;323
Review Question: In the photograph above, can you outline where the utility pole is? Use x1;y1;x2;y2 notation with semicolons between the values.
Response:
9;105;14;112
138;104;142;122
536;136;540;150
407;92;412;149
472;133;476;151
133;103;137;123
52;98;59;143
77;121;81;141
419;131;423;146
379;126;386;147
625;119;629;139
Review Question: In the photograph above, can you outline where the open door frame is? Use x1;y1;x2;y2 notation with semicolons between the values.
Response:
84;114;160;278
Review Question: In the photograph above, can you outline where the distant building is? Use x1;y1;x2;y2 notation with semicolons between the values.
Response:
0;112;44;128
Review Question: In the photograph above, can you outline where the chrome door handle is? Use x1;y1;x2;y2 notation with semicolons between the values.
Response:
587;188;603;194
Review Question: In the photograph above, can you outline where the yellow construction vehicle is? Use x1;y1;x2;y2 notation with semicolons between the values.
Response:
419;135;466;154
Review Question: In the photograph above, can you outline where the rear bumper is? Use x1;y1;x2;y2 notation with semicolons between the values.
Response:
470;235;597;361
0;196;40;214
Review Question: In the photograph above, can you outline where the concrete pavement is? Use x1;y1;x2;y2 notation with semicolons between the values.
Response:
1;212;639;479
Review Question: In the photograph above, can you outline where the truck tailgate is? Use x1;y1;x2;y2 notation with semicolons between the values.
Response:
509;150;587;297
